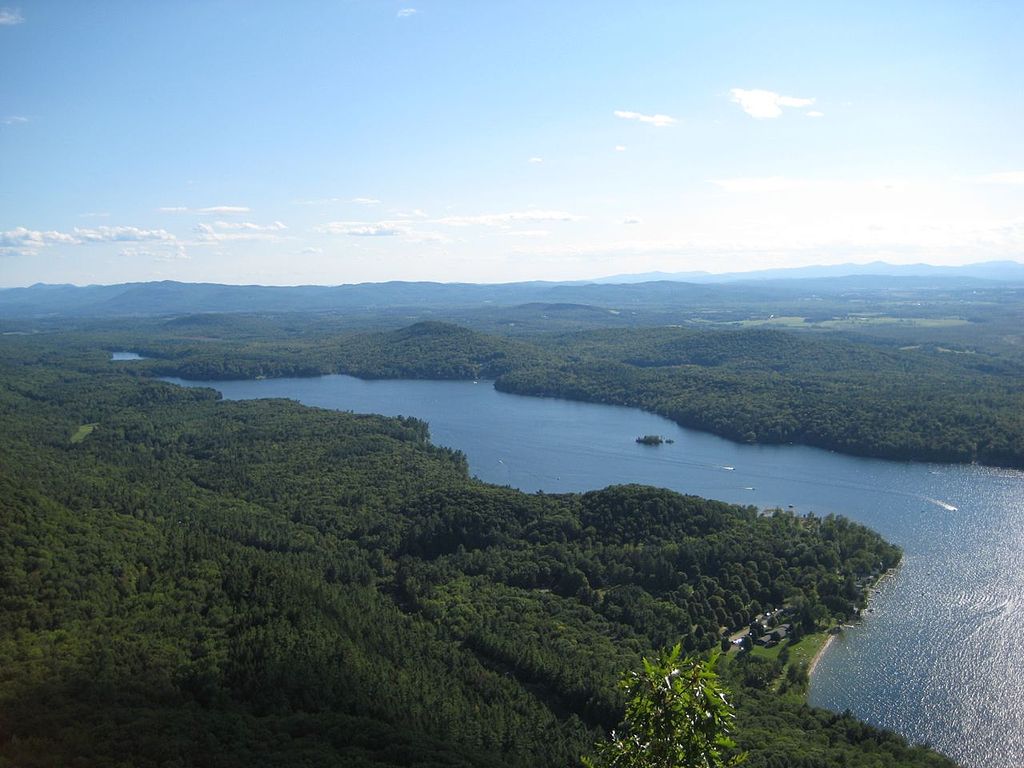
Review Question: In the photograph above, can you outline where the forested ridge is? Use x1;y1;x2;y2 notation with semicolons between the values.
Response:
80;314;1024;468
0;342;955;767
497;326;1024;467
147;320;537;381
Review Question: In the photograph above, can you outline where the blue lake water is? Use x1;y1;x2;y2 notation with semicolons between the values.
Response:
110;351;145;360
165;374;1024;768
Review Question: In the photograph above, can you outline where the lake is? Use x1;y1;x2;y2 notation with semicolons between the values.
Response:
165;373;1024;768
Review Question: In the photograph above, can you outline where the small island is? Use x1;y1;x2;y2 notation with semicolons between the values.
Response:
636;434;674;446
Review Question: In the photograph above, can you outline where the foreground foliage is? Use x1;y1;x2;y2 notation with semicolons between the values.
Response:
0;342;955;767
585;647;743;768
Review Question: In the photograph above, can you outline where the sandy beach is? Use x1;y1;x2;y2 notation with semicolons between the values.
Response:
808;632;837;678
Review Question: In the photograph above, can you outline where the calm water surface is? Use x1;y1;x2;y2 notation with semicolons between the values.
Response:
166;374;1024;767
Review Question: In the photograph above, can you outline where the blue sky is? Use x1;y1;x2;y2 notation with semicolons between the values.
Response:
1;1;1022;286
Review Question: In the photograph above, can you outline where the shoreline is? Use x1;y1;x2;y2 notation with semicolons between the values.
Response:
807;633;836;678
809;565;899;681
156;369;1020;472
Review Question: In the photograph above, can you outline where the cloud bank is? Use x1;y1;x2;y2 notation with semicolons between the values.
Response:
1;225;179;257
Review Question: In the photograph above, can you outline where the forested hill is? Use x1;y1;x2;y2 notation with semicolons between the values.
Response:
102;317;1024;468
3;270;1021;318
0;345;954;767
496;326;1024;467
145;320;539;381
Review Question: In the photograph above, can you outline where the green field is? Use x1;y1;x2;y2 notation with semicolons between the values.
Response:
785;631;831;669
723;630;831;694
69;422;97;443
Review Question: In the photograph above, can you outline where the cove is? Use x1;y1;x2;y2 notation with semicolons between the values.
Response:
164;373;1024;768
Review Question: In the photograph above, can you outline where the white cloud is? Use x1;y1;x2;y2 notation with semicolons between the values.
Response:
158;205;251;214
74;225;176;243
316;218;454;243
730;88;814;119
193;221;286;242
193;223;218;239
623;216;643;225
291;197;344;206
394;209;428;218
806;110;824;118
345;224;405;237
120;246;190;262
528;157;543;164
614;110;677;127
0;8;24;25
1;115;28;125
292;196;380;206
198;205;249;214
435;210;583;227
155;250;191;262
210;220;287;232
118;247;153;259
1;225;177;256
975;171;1024;185
1;227;78;248
317;221;407;237
614;145;627;152
397;8;417;17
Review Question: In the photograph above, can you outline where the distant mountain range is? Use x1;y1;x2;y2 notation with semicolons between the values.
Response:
593;260;1024;283
1;260;1021;318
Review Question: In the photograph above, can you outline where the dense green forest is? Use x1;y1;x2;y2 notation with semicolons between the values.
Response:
0;341;954;767
45;311;1024;468
497;326;1024;467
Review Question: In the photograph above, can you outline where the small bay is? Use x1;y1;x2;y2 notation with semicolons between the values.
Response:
165;373;1024;768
